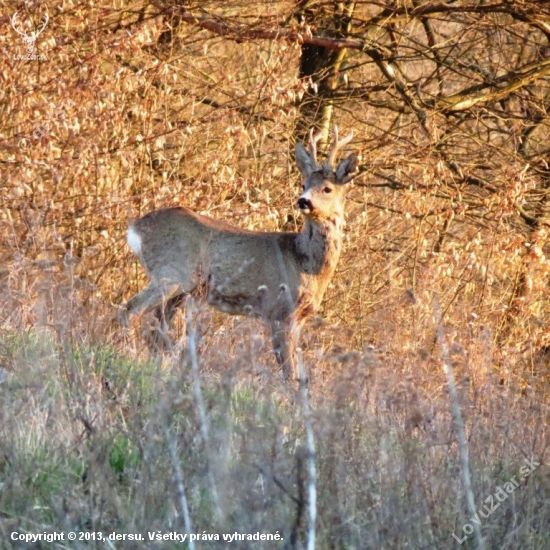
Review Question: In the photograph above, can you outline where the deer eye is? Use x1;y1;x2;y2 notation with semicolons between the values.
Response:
302;184;306;191
323;187;332;194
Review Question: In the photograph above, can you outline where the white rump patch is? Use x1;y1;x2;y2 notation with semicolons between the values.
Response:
127;226;142;255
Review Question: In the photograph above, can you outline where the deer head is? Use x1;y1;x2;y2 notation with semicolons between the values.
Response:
295;126;358;223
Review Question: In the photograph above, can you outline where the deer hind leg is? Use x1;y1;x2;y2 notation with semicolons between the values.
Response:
130;281;180;310
270;320;297;381
142;292;187;351
153;292;186;329
119;282;183;349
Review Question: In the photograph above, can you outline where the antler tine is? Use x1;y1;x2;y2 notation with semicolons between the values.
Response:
308;128;323;169
40;14;49;33
327;125;354;168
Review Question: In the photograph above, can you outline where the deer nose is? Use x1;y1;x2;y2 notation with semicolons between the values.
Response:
298;197;313;212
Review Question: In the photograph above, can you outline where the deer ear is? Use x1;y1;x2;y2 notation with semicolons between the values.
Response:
335;153;358;184
295;142;314;178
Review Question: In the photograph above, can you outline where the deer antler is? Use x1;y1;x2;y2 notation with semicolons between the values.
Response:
11;11;48;38
37;13;49;36
308;128;323;170
326;125;354;168
11;11;26;37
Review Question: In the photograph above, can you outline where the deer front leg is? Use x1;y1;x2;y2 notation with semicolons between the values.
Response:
270;320;297;381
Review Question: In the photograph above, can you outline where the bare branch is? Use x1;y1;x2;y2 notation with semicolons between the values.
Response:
437;58;550;112
166;8;365;51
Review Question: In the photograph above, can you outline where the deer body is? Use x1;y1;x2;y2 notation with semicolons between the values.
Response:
122;128;357;379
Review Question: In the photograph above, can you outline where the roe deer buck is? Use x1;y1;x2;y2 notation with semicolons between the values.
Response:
120;127;357;379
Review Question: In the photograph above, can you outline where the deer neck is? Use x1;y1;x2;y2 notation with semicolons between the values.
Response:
295;216;343;276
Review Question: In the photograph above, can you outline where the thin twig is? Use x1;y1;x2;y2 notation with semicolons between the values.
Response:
297;349;316;550
164;422;195;550
433;295;485;550
186;296;223;523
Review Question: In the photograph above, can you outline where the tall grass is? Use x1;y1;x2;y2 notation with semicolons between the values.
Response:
0;293;548;549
